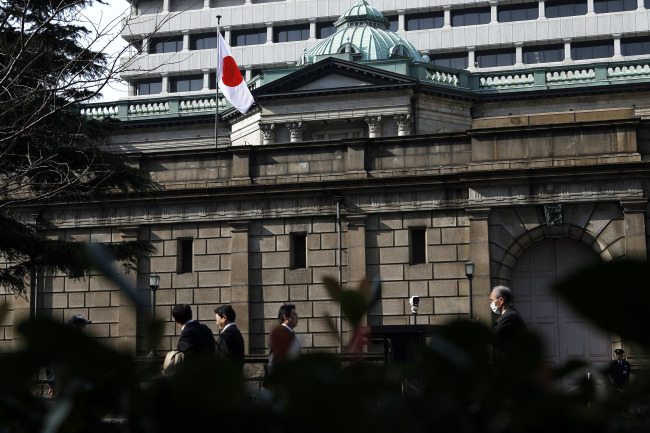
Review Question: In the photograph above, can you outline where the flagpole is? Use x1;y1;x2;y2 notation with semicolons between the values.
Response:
215;15;221;148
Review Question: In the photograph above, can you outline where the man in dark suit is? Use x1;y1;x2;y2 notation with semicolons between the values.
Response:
214;304;245;371
172;304;215;355
610;348;631;391
268;303;300;372
490;285;528;350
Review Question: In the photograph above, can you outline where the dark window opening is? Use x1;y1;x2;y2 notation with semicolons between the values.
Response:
430;52;469;69
406;11;444;31
545;0;588;18
594;0;637;13
498;2;539;22
317;22;337;39
621;36;650;56
190;32;222;50
451;7;491;27
149;36;183;54
291;233;307;269
169;74;203;92
232;28;267;47
476;48;516;67
385;15;399;32
523;44;565;64
136;79;162;95
178;238;193;274
410;228;427;265
571;40;614;60
274;24;310;43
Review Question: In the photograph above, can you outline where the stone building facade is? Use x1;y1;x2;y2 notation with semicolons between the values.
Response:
2;2;650;393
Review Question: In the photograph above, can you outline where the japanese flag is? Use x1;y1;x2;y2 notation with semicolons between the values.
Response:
216;28;254;114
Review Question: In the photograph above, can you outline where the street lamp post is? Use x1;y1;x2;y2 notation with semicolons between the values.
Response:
148;273;160;357
465;261;475;320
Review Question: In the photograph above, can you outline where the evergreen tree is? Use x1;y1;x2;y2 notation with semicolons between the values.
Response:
0;0;158;295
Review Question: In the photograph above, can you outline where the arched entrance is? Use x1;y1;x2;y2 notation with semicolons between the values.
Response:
511;238;611;390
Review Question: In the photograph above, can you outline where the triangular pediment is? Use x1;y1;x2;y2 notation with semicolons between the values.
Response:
252;57;419;100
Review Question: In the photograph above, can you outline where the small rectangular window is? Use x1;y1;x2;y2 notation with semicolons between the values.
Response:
232;28;267;47
149;36;183;54
497;2;539;22
406;12;444;31
190;32;221;50
476;48;516;68
451;7;491;27
523;44;565;64
571;40;614;60
317;22;337;39
594;0;637;13
621;36;650;56
169;74;203;92
385;15;399;32
178;238;193;274
646;0;650;8
291;233;307;269
136;79;163;95
410;228;427;265
430;52;469;69
274;24;310;43
545;0;588;18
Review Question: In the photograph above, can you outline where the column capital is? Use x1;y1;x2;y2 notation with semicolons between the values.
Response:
346;214;368;227
260;123;276;144
394;113;413;136
621;199;648;213
465;207;491;220
229;220;251;232
286;121;305;142
118;225;141;240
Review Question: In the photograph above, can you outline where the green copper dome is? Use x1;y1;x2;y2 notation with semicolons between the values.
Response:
297;0;423;65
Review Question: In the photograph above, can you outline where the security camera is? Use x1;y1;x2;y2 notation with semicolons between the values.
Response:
410;296;420;315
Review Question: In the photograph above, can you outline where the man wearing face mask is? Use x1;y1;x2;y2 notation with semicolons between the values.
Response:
489;285;528;349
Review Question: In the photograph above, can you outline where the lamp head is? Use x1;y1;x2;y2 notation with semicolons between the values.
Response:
149;273;160;290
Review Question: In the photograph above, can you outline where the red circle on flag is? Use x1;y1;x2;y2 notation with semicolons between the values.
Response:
222;56;243;87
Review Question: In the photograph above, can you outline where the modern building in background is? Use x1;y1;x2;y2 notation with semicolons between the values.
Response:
119;0;650;97
2;0;650;391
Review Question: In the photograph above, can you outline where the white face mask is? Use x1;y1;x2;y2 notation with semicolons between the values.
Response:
490;301;500;314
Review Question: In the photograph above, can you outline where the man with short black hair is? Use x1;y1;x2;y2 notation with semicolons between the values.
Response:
268;303;300;371
172;304;215;355
610;348;631;391
215;304;245;371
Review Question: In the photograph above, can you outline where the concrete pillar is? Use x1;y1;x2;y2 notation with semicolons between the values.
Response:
587;0;595;15
224;27;231;45
182;30;190;51
117;226;141;355
515;42;524;67
563;38;572;63
229;221;251;354
539;1;546;18
397;10;405;32
203;0;210;9
467;208;491;324
161;73;169;95
613;34;623;59
490;0;498;23
622;199;647;260
443;5;451;28
468;46;476;70
162;0;170;13
309;18;317;40
202;69;210;91
266;22;274;44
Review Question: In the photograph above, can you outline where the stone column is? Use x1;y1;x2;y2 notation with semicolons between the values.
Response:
117;226;141;355
309;18;317;40
466;208;491;324
182;30;190;51
142;37;150;54
443;5;451;28
162;0;170;13
613;34;623;60
229;221;251;354
489;0;498;23
224;26;232;45
563;38;572;63
203;0;210;9
394;114;413;136
587;0;595;15
468;46;476;70
539;1;546;18
622;199;647;260
514;42;524;67
161;73;169;95
345;214;368;337
202;69;210;91
638;0;645;9
397;9;405;32
260;123;275;144
266;22;274;44
365;115;382;138
286;121;305;142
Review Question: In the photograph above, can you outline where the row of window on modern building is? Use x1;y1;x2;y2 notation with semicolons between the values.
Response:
138;0;650;54
133;35;650;95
